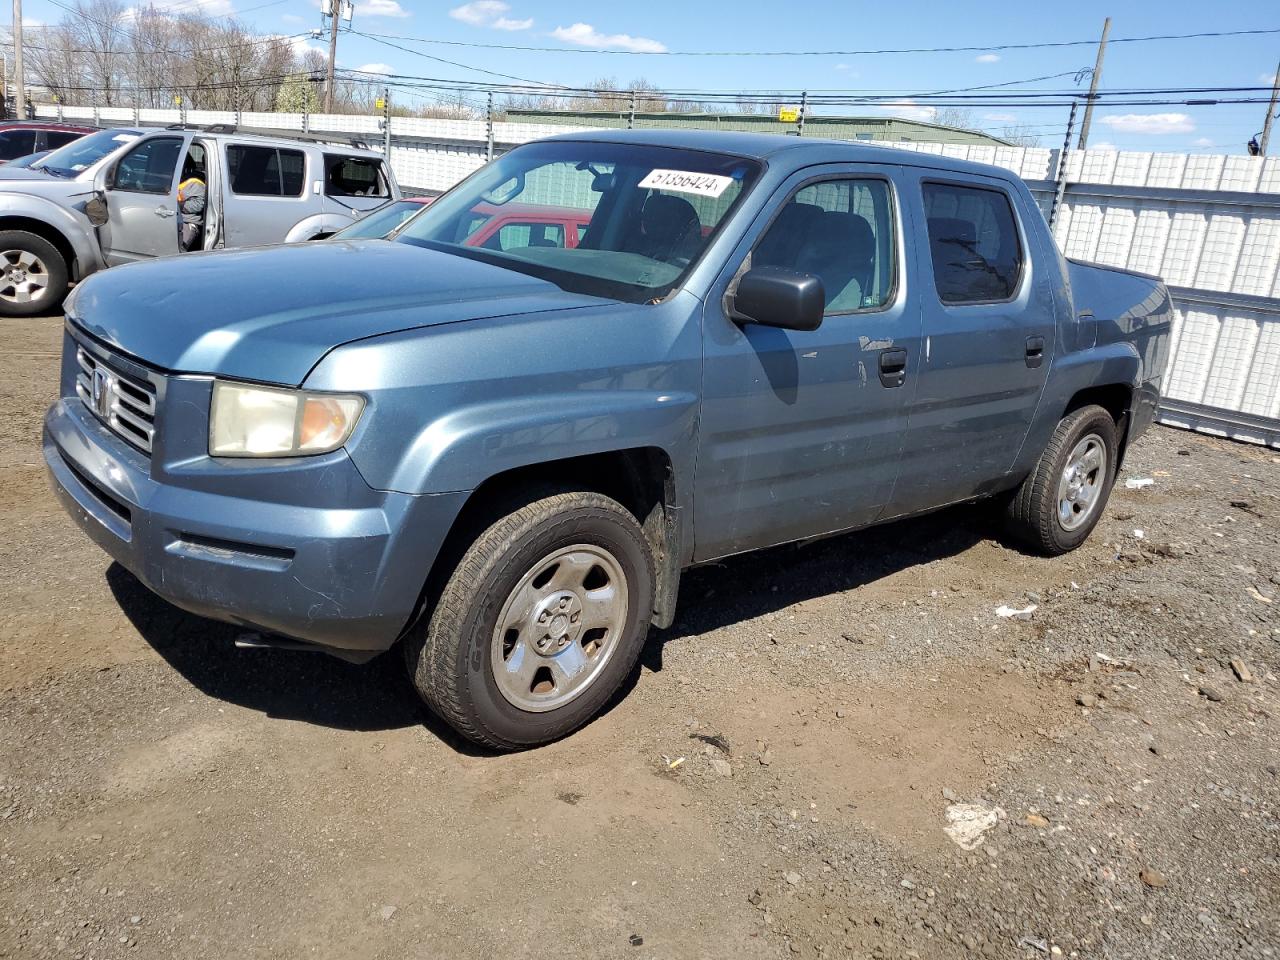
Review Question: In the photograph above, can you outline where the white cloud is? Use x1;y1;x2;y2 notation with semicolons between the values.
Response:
1192;137;1214;147
1087;141;1117;152
876;99;937;122
284;34;324;56
834;63;850;71
450;1;530;29
974;53;1000;63
983;112;1017;123
280;12;303;22
551;22;666;53
1099;112;1195;135
1260;72;1278;84
354;0;409;17
355;62;394;75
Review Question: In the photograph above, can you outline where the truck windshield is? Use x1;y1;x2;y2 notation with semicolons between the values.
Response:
395;140;761;303
38;128;142;178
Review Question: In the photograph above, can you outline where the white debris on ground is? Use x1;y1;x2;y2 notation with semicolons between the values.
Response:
995;603;1038;619
1124;477;1155;489
943;803;1007;850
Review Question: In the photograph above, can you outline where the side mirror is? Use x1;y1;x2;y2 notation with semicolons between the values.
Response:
84;192;109;227
728;265;825;332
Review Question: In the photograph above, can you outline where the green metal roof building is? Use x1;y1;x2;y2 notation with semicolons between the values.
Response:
503;109;1012;146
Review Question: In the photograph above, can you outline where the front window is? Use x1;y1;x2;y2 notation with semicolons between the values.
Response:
37;128;141;178
395;140;761;303
112;137;183;195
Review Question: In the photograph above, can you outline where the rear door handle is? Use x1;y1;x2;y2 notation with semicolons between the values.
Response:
154;206;176;218
878;348;908;388
1025;335;1045;368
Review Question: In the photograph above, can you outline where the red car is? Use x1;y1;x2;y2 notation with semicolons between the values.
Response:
331;197;593;249
0;121;98;164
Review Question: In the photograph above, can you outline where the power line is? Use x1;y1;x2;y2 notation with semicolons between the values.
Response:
349;30;564;89
354;25;1280;58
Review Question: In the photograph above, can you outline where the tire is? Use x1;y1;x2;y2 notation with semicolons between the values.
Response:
1005;405;1118;556
0;230;69;318
405;489;655;750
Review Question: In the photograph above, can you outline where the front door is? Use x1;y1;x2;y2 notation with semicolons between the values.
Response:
888;173;1057;515
694;164;922;561
100;135;185;265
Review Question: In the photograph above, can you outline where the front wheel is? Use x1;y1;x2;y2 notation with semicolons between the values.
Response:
0;230;69;318
1004;404;1118;555
404;490;655;750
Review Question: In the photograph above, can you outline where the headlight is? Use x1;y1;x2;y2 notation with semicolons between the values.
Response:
209;382;364;457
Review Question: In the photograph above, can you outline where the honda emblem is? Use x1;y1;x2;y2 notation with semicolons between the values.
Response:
92;368;113;418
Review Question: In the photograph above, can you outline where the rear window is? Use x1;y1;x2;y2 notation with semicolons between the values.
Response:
0;130;37;161
922;182;1023;304
325;155;389;198
44;131;85;150
226;144;306;197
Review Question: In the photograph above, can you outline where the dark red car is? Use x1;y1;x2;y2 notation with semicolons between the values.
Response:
0;121;98;164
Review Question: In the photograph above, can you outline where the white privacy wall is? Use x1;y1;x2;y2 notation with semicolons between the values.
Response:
34;104;1280;446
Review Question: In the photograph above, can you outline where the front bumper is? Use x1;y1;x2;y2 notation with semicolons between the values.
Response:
44;394;467;655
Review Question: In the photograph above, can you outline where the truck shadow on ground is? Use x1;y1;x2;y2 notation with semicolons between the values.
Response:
106;502;993;742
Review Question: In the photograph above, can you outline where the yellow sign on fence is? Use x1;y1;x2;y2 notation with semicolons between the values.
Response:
778;106;799;123
375;98;386;110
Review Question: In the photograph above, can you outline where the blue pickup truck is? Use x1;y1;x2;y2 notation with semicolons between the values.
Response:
43;130;1171;749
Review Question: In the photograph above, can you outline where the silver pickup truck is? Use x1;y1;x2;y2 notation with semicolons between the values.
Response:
0;125;399;317
45;130;1171;750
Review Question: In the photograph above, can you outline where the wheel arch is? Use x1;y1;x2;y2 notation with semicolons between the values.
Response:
418;447;684;635
0;214;80;280
1062;382;1135;464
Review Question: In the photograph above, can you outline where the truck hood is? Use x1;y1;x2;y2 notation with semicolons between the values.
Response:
68;240;606;385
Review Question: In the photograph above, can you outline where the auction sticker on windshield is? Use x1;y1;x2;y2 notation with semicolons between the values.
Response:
638;169;734;199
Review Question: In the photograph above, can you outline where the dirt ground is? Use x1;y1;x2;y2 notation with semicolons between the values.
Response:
1;314;1277;960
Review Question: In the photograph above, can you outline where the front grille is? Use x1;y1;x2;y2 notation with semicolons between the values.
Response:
75;347;157;454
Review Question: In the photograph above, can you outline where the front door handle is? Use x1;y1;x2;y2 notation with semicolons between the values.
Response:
878;348;908;388
154;206;176;218
1025;335;1045;368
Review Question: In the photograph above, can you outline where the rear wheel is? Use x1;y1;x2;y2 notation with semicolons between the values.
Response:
0;230;68;317
1005;405;1118;555
404;489;655;750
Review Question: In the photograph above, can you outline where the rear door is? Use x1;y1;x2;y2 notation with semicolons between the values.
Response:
99;135;185;264
222;142;310;246
694;163;923;560
888;172;1056;514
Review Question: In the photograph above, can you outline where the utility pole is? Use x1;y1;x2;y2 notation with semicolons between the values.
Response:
1077;16;1111;150
12;0;24;120
1261;60;1280;156
324;0;339;114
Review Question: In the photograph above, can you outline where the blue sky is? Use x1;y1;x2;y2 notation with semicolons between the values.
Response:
18;0;1280;153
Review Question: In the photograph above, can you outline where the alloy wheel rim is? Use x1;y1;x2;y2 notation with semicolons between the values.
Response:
490;543;629;713
1056;433;1107;531
0;249;50;305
